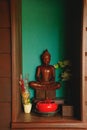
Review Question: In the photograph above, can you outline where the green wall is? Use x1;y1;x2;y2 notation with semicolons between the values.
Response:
22;0;66;98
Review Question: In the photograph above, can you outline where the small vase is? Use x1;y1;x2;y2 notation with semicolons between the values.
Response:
23;103;32;113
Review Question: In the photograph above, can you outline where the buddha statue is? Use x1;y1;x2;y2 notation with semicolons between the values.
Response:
29;50;60;99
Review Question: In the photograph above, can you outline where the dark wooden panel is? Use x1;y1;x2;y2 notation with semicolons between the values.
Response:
0;1;11;130
85;80;87;121
0;103;11;128
85;81;87;101
0;128;11;130
12;129;86;130
0;54;11;77
0;0;10;27
0;29;10;53
85;57;87;76
0;78;11;102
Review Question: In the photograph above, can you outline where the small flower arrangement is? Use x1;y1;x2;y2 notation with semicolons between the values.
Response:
19;74;31;105
54;60;72;82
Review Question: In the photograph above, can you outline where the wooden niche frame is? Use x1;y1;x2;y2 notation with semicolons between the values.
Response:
11;0;87;129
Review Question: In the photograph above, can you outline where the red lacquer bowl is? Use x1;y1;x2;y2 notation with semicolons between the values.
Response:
36;100;58;112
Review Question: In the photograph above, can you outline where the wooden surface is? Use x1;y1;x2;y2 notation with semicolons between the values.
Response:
0;78;11;101
0;29;10;53
0;0;11;130
0;0;10;27
82;0;87;122
11;112;87;129
11;0;22;122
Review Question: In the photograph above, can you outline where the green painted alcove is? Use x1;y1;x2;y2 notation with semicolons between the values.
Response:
22;0;69;99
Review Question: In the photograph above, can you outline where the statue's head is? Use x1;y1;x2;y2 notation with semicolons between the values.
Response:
41;49;51;65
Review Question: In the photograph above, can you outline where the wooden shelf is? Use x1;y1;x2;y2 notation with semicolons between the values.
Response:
11;112;87;129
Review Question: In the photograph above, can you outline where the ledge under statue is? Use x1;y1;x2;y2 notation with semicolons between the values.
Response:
29;49;61;100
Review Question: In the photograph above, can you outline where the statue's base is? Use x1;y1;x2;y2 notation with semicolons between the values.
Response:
34;109;59;117
31;97;64;116
35;89;56;99
32;97;64;104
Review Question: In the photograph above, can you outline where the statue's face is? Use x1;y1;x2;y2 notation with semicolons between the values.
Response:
43;55;50;65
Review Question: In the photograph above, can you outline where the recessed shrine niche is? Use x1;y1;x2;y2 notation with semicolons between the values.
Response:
22;0;82;118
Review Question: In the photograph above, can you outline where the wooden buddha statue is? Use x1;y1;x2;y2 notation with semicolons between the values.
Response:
29;50;60;99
